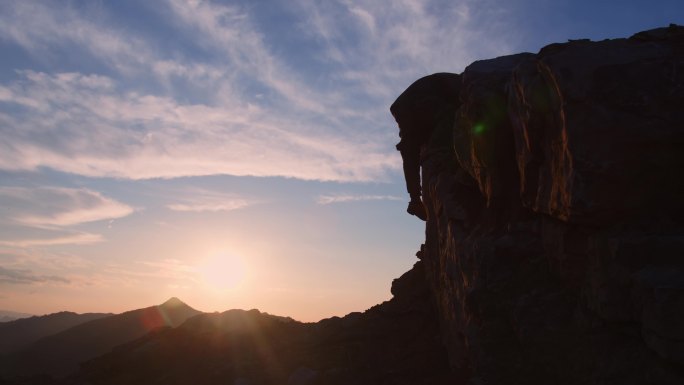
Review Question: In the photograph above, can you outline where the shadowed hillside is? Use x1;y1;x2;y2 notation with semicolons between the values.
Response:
0;298;201;379
0;311;111;355
1;265;451;385
74;261;451;385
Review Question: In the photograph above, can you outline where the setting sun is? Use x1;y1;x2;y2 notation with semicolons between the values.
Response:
195;253;248;293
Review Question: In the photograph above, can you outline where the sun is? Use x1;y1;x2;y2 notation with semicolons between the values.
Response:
195;252;247;292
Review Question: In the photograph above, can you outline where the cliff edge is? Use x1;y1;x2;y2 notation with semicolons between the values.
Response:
417;24;684;384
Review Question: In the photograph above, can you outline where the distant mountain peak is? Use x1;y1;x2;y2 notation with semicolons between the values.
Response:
160;297;187;308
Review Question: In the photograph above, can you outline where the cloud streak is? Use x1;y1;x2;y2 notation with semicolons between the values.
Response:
0;266;70;285
0;1;219;83
0;187;134;227
0;0;518;183
316;194;402;205
0;233;104;248
0;69;396;182
0;187;130;248
166;189;254;213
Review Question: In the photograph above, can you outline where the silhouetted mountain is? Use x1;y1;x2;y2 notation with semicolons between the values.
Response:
0;298;201;379
73;262;450;385
0;311;111;355
0;310;33;323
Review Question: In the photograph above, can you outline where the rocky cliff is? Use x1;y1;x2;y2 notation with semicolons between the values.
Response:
417;24;684;384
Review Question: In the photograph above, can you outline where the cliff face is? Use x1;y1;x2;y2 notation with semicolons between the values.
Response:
419;25;684;384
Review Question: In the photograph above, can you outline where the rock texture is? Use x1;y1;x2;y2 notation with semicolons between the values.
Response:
420;24;684;384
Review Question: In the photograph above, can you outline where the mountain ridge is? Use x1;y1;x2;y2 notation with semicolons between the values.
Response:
1;298;202;378
0;311;112;355
74;263;451;385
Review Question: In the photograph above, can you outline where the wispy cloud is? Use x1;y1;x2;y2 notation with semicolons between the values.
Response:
0;233;104;248
0;249;99;288
0;266;70;285
136;259;195;280
316;194;402;205
167;190;254;213
0;249;93;271
91;259;199;288
293;0;510;98
167;202;248;212
164;0;332;113
0;1;220;83
0;187;134;227
0;67;396;181
0;187;130;248
0;0;518;183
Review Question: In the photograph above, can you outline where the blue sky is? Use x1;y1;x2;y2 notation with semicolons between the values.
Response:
1;0;682;321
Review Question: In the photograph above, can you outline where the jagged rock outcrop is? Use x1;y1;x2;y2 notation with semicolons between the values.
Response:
419;24;684;384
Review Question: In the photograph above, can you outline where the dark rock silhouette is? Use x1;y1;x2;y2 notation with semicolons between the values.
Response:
391;72;463;221
0;298;201;379
420;24;684;384
71;262;450;385
0;311;111;355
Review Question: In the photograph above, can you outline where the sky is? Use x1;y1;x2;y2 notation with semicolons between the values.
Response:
1;0;682;322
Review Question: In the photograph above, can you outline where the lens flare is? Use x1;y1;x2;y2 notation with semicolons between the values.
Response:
472;123;486;135
139;306;173;331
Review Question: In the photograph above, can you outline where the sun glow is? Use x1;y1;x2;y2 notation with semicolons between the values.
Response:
195;252;248;292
